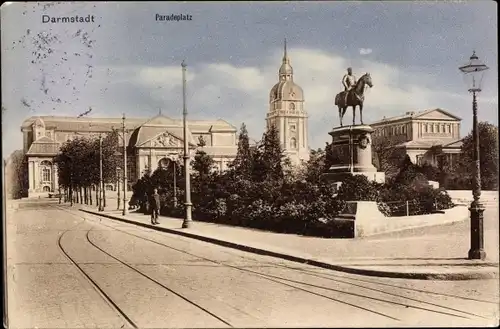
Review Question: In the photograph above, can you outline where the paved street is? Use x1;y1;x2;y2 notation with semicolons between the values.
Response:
6;200;500;328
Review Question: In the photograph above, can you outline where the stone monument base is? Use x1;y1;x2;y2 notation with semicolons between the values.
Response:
321;124;385;184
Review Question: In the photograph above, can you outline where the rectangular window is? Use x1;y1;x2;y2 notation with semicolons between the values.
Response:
447;125;451;133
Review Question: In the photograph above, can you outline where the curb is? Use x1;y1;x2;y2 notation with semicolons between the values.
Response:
79;209;499;281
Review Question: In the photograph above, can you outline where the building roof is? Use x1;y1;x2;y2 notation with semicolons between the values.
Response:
442;139;463;149
21;115;237;133
396;138;463;149
370;108;462;125
26;136;60;155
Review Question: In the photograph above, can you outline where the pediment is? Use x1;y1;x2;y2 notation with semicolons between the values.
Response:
143;131;183;148
415;109;461;121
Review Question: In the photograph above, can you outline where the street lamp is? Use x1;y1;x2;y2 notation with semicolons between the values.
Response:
98;133;104;212
122;113;129;216
181;60;193;228
459;51;489;260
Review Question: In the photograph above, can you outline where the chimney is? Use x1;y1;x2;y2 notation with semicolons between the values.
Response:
406;111;415;115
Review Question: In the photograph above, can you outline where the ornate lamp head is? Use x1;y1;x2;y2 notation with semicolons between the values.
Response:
459;51;489;92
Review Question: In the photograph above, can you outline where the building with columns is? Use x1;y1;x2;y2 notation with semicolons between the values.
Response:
20;114;238;197
266;40;310;165
370;108;463;166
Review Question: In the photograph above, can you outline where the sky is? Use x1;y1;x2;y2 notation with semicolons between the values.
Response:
1;1;498;158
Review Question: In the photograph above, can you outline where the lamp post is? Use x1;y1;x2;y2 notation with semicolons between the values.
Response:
122;113;129;216
181;60;193;228
459;51;489;260
98;134;104;212
117;168;121;210
173;160;177;208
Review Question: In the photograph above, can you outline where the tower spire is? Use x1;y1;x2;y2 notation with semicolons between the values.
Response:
283;38;289;63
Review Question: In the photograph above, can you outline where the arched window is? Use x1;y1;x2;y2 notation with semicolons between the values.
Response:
289;103;295;111
41;160;52;166
290;138;297;149
106;184;114;191
43;186;51;192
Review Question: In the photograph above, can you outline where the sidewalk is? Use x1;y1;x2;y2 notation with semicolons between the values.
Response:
78;205;499;281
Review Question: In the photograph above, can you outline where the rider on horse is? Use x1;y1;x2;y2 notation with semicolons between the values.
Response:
341;67;357;105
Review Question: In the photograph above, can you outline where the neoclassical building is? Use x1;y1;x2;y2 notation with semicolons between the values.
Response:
266;40;310;165
20;114;238;197
370;108;463;166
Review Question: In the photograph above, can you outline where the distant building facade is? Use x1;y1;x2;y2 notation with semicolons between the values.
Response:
20;114;238;197
370;108;463;167
266;40;310;165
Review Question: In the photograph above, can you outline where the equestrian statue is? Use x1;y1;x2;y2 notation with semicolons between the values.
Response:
334;68;373;127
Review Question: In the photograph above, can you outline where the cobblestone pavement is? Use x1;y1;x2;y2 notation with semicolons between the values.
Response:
6;200;499;328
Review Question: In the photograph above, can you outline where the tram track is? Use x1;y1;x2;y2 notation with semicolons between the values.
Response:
57;205;496;323
87;225;480;322
56;209;233;328
56;220;139;329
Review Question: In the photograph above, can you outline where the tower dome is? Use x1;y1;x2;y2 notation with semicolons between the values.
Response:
269;39;304;103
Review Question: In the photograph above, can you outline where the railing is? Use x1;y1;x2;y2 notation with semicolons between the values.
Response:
377;199;444;217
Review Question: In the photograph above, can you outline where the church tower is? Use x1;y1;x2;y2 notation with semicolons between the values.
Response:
266;39;309;165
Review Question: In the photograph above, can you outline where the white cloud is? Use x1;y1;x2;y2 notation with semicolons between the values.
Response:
359;48;373;55
107;47;498;148
4;47;498;156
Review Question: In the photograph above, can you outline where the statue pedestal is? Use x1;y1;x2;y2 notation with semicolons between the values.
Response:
321;125;385;184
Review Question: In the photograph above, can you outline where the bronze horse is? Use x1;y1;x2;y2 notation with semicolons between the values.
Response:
334;73;373;127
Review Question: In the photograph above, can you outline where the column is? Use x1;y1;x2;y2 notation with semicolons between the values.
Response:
33;161;39;192
28;161;34;191
303;117;308;149
298;118;303;149
53;164;59;190
280;117;285;149
284;117;288;150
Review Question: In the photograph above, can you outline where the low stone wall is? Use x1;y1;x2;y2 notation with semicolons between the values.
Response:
447;190;498;205
352;201;469;238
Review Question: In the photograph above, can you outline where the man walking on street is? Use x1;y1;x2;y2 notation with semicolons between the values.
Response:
150;188;161;225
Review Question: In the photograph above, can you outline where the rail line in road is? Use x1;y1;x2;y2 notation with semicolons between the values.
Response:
57;220;139;329
56;209;233;328
56;205;496;323
86;225;482;322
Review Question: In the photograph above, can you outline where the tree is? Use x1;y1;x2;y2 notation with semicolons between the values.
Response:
393;155;429;191
5;150;27;199
102;129;121;184
230;123;253;179
254;123;284;182
192;149;215;180
372;135;406;179
303;148;326;184
456;122;498;190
